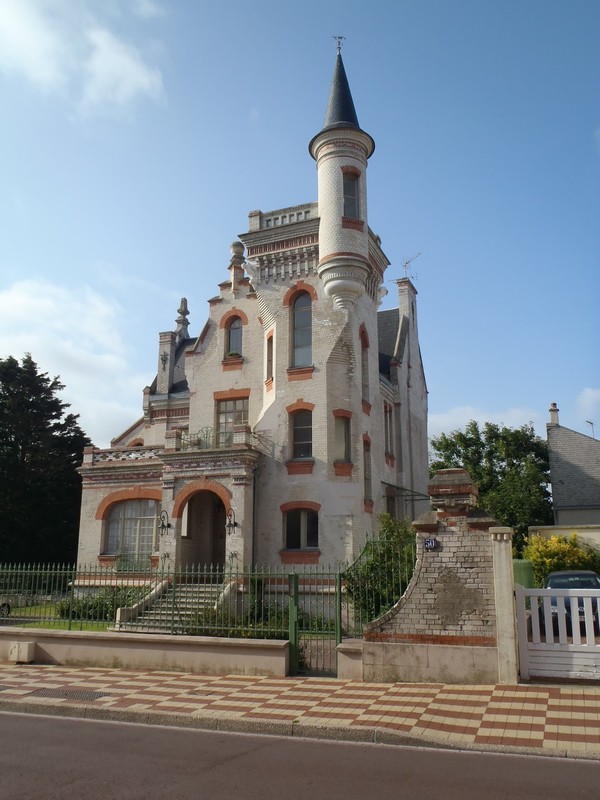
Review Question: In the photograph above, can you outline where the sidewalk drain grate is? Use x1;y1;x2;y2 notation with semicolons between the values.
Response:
28;688;109;701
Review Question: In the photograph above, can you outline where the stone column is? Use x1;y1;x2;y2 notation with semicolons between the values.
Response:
491;526;519;684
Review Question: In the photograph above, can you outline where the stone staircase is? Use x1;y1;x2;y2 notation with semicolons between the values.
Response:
120;581;225;633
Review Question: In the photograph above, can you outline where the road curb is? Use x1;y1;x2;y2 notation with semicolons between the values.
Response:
2;697;600;760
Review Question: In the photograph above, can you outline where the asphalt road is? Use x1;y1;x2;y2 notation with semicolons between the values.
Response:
1;713;599;800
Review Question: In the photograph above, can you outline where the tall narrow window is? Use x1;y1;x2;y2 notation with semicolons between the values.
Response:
292;292;312;367
363;439;372;503
360;330;369;404
292;410;312;459
343;173;359;219
334;416;351;462
384;403;394;455
216;397;248;446
226;317;242;356
266;335;273;381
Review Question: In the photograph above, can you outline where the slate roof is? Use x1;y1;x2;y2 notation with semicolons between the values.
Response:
548;424;600;511
309;52;375;156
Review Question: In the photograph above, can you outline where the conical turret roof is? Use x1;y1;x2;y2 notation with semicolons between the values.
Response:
322;52;360;131
309;51;374;157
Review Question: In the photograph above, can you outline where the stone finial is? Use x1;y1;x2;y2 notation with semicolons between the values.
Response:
548;402;559;426
427;468;479;510
175;297;190;342
230;241;245;266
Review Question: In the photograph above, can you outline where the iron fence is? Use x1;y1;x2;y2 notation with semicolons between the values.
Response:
0;539;416;674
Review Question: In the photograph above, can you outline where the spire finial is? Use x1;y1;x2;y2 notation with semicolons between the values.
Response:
175;297;190;342
333;34;345;54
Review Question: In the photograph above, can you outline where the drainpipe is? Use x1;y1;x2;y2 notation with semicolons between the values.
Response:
251;467;257;568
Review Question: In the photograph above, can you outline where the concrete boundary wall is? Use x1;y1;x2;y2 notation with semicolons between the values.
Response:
0;628;289;677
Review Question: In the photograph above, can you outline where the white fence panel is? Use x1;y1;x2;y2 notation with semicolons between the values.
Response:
515;584;600;681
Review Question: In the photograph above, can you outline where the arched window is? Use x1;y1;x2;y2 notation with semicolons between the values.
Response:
104;499;159;558
292;292;312;367
226;316;242;356
292;410;312;459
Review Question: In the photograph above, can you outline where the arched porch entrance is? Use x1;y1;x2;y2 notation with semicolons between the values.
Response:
178;491;226;568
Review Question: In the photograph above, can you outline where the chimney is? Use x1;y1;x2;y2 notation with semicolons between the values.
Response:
156;331;176;395
427;468;479;511
548;402;559;426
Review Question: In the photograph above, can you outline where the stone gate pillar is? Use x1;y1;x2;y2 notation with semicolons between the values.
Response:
359;468;518;684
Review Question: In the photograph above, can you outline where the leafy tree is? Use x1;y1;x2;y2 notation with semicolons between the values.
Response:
429;420;553;553
0;355;90;563
523;534;600;587
344;514;416;623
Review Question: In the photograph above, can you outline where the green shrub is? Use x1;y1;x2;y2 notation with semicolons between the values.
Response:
183;602;335;639
55;586;149;621
344;514;416;622
523;534;600;587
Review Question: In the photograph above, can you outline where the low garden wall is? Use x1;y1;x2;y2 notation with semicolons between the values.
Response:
0;628;289;677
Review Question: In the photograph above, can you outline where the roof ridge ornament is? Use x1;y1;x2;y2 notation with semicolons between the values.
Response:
333;34;345;54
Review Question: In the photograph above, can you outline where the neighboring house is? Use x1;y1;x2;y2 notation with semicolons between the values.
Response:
546;403;600;525
530;403;600;550
76;51;430;569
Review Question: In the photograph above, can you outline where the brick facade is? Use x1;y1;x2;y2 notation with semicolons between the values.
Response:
76;53;429;570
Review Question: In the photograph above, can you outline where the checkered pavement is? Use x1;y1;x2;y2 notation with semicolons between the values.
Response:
1;664;599;757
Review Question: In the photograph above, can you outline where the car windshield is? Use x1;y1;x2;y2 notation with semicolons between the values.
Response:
547;575;600;589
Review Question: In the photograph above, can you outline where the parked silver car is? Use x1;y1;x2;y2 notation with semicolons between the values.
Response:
542;570;600;634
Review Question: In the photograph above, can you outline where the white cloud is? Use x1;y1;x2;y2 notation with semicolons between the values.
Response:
0;0;73;92
0;0;164;116
79;26;164;115
576;387;600;425
428;405;543;440
0;279;152;447
133;0;166;19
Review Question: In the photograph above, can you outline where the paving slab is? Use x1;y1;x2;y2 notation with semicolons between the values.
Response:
1;664;600;758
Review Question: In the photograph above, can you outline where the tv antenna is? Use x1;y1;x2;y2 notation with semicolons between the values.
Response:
402;252;421;280
586;420;595;439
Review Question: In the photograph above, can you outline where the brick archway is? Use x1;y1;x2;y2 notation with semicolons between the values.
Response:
172;479;232;519
95;488;162;521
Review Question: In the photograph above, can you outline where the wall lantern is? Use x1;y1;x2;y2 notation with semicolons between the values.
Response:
226;508;238;535
159;510;172;536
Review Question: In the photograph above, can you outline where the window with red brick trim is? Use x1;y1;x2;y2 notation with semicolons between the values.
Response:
215;396;248;447
360;328;369;404
104;499;159;558
291;409;312;459
363;438;372;502
226;316;242;356
292;292;312;367
343;172;359;219
284;507;319;549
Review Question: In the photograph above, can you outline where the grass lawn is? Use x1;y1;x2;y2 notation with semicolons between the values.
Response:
9;603;111;632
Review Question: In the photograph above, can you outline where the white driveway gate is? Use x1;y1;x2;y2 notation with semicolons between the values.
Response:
515;584;600;680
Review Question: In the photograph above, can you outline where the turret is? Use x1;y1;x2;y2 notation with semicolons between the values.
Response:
309;48;375;309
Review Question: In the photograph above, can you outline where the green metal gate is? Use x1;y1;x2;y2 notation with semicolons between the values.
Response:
288;571;343;677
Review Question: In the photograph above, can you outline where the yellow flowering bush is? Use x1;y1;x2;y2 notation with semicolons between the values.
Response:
523;534;600;586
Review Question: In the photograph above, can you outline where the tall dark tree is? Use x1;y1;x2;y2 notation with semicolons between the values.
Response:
0;355;90;563
429;420;553;552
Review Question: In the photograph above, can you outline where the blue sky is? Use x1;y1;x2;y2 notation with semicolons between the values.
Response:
0;0;598;448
